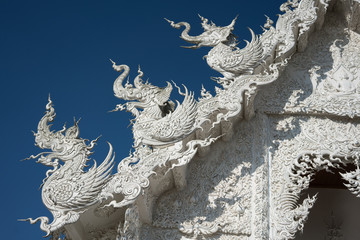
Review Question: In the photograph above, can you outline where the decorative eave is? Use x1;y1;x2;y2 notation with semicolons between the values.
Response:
107;0;332;214
23;0;360;238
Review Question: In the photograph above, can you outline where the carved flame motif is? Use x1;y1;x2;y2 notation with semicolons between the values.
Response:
111;60;198;146
166;15;264;85
21;97;115;236
341;164;360;197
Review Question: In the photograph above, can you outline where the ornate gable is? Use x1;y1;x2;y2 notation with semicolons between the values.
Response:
23;0;360;239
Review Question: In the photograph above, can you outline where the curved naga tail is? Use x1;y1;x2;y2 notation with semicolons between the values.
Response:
20;210;81;237
19;217;51;237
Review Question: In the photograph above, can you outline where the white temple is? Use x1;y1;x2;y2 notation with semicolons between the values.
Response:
23;0;360;239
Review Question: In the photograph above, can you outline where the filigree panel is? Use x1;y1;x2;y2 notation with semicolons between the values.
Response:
268;115;360;239
24;0;360;239
258;11;360;118
142;117;269;239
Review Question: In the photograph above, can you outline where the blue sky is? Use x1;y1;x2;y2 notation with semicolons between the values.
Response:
1;0;283;238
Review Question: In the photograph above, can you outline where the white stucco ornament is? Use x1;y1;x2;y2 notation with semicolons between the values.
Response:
23;0;360;239
341;165;360;197
110;61;199;147
166;15;265;86
21;97;115;237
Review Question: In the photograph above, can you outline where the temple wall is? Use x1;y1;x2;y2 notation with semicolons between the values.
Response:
140;115;269;239
25;1;360;239
257;8;360;240
138;7;360;240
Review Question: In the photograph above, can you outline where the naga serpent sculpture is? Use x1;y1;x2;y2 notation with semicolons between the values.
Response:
166;15;264;86
21;97;114;236
110;60;199;147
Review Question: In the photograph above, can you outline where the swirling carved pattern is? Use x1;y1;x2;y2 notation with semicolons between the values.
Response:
341;166;360;197
266;115;360;239
259;11;360;119
23;98;115;236
25;0;360;239
252;11;360;238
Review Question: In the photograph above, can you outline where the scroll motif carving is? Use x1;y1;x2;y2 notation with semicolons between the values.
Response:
147;120;269;239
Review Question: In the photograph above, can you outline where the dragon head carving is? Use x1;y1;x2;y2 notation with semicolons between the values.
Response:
111;60;174;120
22;97;115;236
167;15;264;84
33;97;94;168
165;15;237;49
110;61;198;147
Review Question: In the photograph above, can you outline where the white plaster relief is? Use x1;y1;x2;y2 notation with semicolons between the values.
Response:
340;164;360;197
267;115;360;239
258;10;360;118
139;114;272;240
21;97;115;237
23;0;360;239
150;123;254;238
